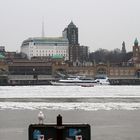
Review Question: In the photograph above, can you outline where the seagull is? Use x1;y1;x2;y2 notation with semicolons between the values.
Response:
38;111;45;124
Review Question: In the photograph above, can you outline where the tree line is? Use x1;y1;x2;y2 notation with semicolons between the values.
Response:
89;48;133;64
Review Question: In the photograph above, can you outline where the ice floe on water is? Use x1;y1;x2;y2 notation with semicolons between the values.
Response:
0;85;140;110
0;102;140;110
0;85;140;98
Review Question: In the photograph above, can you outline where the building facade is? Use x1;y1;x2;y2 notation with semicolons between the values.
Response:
133;38;140;62
63;21;79;45
79;45;89;62
0;46;5;53
69;45;80;62
69;45;89;63
21;37;69;60
8;59;53;85
63;21;79;62
63;21;89;62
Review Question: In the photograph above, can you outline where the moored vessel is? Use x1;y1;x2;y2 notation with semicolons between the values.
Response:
94;75;110;85
50;76;98;86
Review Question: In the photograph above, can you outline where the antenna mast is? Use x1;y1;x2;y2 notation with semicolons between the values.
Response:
42;21;45;38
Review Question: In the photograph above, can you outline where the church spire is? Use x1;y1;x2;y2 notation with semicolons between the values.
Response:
122;41;126;54
134;38;138;46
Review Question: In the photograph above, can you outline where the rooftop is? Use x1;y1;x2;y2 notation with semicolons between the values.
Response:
134;38;139;46
22;37;69;45
68;21;77;28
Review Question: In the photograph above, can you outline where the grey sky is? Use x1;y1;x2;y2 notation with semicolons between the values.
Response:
0;0;140;52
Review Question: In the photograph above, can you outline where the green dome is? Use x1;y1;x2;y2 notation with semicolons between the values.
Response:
0;53;5;59
134;38;139;46
51;54;64;59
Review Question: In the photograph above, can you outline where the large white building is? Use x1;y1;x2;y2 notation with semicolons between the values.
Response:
21;37;69;60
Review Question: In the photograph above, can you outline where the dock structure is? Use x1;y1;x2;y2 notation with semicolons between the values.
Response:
109;77;140;85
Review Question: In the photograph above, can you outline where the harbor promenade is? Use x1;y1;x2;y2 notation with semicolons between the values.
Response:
0;109;140;140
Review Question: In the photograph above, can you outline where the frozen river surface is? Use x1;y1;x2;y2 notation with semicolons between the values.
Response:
1;86;140;140
0;85;140;110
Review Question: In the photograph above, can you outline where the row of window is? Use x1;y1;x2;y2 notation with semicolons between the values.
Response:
9;67;52;75
110;72;134;76
110;70;134;76
33;50;67;53
110;70;134;73
30;53;68;57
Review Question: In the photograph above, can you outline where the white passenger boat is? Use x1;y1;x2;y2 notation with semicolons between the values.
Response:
94;76;110;85
51;77;98;86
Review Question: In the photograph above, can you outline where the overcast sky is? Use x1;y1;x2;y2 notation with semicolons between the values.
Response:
0;0;140;52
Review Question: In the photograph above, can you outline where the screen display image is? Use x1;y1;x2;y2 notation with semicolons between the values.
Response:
29;124;90;140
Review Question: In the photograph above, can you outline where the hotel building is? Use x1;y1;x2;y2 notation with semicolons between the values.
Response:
21;37;69;60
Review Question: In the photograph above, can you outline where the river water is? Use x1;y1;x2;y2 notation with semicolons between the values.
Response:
0;85;140;110
0;85;140;140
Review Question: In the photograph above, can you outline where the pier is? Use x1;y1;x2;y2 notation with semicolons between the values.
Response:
109;77;140;85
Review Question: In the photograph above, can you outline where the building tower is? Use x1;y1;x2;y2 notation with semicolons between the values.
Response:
133;38;140;62
121;41;126;54
63;21;80;62
63;21;79;45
